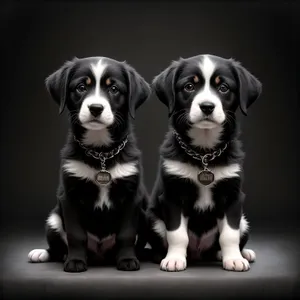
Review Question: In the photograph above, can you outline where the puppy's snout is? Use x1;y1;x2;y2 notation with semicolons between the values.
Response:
199;102;215;115
88;104;104;118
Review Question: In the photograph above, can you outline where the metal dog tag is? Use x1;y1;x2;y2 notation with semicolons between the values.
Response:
95;170;112;185
198;169;214;185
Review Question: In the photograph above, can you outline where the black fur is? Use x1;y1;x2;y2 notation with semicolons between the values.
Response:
30;57;151;272
146;54;262;269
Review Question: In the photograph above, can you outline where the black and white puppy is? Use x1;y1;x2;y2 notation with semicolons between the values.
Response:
28;56;151;272
147;54;262;272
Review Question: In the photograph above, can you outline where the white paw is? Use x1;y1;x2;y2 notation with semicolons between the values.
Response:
160;254;187;272
223;257;250;271
28;249;50;263
242;248;256;262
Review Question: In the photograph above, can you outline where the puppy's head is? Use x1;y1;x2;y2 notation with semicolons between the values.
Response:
152;54;262;131
45;57;150;131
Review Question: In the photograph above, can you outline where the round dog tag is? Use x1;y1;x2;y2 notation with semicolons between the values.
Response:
197;170;214;185
95;170;112;185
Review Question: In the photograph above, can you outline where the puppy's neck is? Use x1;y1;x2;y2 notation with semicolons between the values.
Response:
71;122;130;152
187;126;223;150
82;128;113;148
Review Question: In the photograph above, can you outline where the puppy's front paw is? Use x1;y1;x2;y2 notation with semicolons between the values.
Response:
28;249;50;263
64;258;87;273
117;257;140;271
242;248;256;262
223;257;250;272
160;254;187;272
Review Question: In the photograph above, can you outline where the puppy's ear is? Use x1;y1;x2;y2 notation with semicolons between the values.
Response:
152;60;179;117
231;59;262;116
126;64;151;119
45;59;77;114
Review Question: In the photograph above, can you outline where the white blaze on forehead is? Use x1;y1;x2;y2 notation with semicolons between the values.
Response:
91;58;107;97
199;55;216;85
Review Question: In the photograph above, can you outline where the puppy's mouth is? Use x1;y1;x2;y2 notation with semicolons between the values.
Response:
82;119;108;130
193;117;220;129
87;119;102;124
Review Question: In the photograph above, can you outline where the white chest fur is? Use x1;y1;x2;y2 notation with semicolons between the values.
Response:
63;159;138;210
163;159;241;211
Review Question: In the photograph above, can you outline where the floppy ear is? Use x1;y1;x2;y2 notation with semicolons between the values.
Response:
126;64;151;119
231;59;262;116
151;60;179;117
45;59;76;115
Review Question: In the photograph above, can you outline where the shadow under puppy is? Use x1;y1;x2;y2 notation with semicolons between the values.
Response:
28;56;151;272
147;54;262;272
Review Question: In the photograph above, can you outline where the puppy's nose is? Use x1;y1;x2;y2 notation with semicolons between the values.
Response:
199;102;215;115
89;104;104;117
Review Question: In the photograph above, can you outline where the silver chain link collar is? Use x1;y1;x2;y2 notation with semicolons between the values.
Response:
172;130;229;168
73;136;128;170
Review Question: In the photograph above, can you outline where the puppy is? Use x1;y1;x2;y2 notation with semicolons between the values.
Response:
147;54;262;272
28;56;151;272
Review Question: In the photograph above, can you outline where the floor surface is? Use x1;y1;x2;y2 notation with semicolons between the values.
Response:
1;225;300;299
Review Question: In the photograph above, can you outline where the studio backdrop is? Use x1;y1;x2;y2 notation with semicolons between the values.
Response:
1;0;299;230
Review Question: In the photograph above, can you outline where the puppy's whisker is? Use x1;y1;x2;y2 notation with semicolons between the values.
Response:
69;113;80;126
113;113;125;128
225;113;235;127
177;111;190;127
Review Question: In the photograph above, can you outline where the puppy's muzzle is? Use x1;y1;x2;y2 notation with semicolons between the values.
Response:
199;101;215;116
88;104;104;118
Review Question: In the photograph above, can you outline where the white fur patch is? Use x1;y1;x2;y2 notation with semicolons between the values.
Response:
47;213;67;243
153;218;166;239
83;128;113;147
195;186;215;212
96;186;111;210
163;159;241;211
63;159;138;210
79;59;114;130
188;126;223;149
189;55;225;128
160;214;189;272
240;214;249;235
218;215;250;271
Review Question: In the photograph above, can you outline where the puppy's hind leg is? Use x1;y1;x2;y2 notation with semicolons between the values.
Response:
239;215;256;263
28;212;67;263
147;215;168;264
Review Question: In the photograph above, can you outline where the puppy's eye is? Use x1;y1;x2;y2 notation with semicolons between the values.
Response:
76;84;87;94
184;83;195;92
109;85;119;95
218;83;230;94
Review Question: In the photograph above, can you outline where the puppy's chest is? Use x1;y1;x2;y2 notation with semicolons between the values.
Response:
62;158;138;210
162;159;241;212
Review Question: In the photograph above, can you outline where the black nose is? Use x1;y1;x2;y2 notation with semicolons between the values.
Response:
199;102;215;115
89;104;104;117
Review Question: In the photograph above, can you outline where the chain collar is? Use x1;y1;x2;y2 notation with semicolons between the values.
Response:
73;135;128;170
173;130;229;167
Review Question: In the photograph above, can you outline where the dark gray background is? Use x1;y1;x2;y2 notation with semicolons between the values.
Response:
1;0;300;230
1;2;300;299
